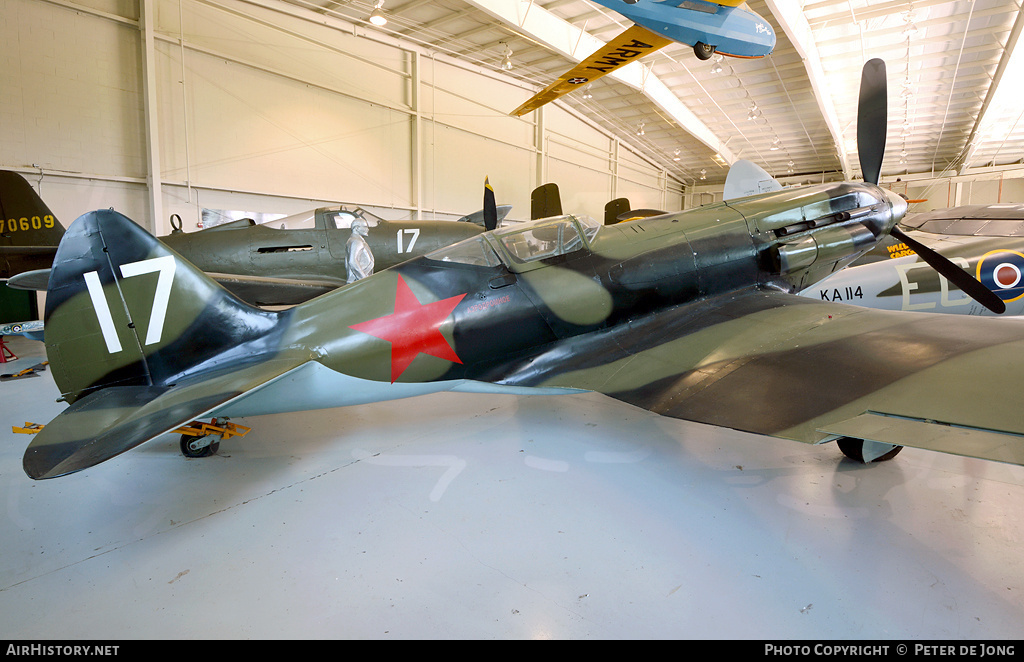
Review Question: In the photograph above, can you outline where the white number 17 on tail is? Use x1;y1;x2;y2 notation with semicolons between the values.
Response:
84;256;177;354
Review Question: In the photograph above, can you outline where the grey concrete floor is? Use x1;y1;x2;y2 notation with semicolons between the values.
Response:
1;333;1022;639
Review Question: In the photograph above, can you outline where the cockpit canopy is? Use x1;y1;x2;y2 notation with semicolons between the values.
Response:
427;214;601;269
324;207;382;230
267;206;384;231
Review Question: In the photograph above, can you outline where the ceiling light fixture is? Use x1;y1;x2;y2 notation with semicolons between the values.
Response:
710;53;725;75
637;122;645;136
369;1;387;27
582;84;593;99
500;43;513;71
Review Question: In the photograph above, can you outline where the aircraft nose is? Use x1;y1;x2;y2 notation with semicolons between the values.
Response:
885;188;909;223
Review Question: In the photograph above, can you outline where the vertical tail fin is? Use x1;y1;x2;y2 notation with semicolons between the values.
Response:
531;183;563;220
0;170;65;243
45;209;289;404
604;197;630;225
0;171;66;278
723;160;783;201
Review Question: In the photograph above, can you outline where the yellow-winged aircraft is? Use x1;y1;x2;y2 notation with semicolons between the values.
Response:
510;0;775;117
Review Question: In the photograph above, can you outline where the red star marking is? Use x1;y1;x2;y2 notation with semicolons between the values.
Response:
349;275;467;382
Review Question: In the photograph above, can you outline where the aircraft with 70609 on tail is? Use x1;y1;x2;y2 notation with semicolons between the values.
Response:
22;60;1024;481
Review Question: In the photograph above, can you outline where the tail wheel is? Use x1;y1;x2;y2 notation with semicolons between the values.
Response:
836;437;903;463
180;434;220;458
694;42;716;60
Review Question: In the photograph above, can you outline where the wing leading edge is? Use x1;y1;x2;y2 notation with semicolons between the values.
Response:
505;289;1024;466
510;25;673;117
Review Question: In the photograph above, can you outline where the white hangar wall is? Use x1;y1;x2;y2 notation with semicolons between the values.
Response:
0;0;684;235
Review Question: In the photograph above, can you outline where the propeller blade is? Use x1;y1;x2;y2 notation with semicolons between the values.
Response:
858;58;888;186
891;227;1006;314
483;177;498;231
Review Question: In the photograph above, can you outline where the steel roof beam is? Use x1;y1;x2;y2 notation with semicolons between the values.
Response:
462;0;736;163
763;0;851;180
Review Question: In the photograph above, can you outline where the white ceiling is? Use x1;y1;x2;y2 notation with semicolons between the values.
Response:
279;0;1023;188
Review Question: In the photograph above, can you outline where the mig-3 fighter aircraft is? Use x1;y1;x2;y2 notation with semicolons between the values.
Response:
23;60;1024;480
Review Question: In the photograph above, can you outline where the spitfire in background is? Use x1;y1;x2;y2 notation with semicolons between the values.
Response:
23;59;1024;483
802;203;1024;316
510;0;775;117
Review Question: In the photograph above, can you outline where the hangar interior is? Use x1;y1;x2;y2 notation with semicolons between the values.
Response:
2;0;1024;639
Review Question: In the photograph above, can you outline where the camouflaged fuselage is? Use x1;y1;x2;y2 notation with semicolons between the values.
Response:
294;181;906;388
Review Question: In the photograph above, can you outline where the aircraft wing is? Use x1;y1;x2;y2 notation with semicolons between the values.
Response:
510;24;673;117
511;289;1024;466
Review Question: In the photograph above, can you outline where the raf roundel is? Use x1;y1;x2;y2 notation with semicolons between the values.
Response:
994;263;1021;289
977;249;1024;302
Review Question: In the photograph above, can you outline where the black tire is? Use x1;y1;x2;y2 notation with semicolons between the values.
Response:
836;437;903;463
180;433;220;458
694;42;716;61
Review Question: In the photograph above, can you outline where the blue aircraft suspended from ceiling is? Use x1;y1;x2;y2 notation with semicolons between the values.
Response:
511;0;777;116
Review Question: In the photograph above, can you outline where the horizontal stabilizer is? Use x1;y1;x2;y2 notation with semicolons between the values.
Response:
5;268;50;291
24;357;305;479
0;245;58;256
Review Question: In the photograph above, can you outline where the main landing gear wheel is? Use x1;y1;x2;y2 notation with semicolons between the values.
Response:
174;419;248;459
180;434;220;458
836;437;904;463
694;42;716;60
